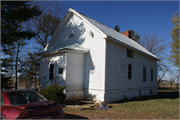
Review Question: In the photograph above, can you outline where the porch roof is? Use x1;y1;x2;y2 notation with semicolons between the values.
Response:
37;43;89;56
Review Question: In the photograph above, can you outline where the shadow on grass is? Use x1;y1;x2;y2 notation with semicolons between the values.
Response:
64;113;89;119
116;89;179;103
157;87;179;99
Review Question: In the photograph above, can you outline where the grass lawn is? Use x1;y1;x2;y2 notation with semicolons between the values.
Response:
64;88;179;119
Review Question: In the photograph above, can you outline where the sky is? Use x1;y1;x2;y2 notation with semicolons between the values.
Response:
1;1;179;80
62;1;178;53
61;1;179;80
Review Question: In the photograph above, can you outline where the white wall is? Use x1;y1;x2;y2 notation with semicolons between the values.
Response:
65;51;85;100
40;11;158;103
39;53;67;88
41;13;107;101
105;40;157;103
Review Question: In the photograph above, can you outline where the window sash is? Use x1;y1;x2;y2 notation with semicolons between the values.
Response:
49;64;54;80
143;66;146;81
127;50;133;58
128;64;132;79
151;68;153;82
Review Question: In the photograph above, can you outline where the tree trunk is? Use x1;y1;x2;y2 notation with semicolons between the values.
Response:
35;66;37;89
15;40;20;89
176;76;179;89
25;68;27;89
157;70;168;87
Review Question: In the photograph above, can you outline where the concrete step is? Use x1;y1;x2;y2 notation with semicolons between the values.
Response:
80;101;94;104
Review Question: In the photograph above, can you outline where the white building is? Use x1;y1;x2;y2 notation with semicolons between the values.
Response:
37;8;159;103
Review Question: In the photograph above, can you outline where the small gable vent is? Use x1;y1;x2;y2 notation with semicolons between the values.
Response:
89;31;94;38
68;33;74;39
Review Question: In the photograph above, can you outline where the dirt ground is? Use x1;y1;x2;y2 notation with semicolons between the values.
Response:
64;112;89;119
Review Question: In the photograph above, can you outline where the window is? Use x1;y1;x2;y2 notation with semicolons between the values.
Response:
143;66;146;81
49;64;54;80
128;64;132;79
150;68;153;82
6;91;47;106
59;67;63;74
127;50;133;58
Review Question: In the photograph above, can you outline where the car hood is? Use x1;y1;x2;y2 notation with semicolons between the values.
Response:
17;100;63;117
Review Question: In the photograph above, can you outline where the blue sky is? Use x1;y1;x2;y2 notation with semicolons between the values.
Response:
62;1;179;79
62;1;178;54
1;1;179;79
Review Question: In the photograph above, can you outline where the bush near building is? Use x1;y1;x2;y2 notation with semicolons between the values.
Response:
40;85;66;103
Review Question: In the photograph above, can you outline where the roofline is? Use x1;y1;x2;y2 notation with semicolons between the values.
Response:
105;36;160;61
70;8;159;61
68;8;107;38
44;10;73;51
44;8;107;51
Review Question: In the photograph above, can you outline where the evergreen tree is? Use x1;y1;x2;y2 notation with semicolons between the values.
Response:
114;25;120;32
1;1;41;45
27;52;41;88
169;11;179;68
129;29;140;42
1;1;42;89
1;58;15;90
1;74;14;90
18;57;30;87
19;52;41;89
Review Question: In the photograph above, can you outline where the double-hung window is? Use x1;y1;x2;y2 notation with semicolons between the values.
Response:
128;64;132;79
49;64;54;80
127;50;133;58
143;66;146;81
150;68;153;82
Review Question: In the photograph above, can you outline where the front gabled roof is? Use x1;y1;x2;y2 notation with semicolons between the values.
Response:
68;8;160;61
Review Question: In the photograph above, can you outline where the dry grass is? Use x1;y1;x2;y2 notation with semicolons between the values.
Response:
64;88;179;119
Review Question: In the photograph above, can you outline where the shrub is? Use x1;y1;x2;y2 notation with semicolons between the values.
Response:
32;88;39;92
40;85;66;103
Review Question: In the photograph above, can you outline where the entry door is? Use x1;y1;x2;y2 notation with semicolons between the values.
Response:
49;64;54;81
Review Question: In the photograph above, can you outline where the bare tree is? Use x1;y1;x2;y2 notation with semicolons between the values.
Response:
24;1;67;50
169;77;176;88
139;32;167;59
175;75;179;89
139;32;169;86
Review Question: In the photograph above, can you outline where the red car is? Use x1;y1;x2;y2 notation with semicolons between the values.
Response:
1;89;64;119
